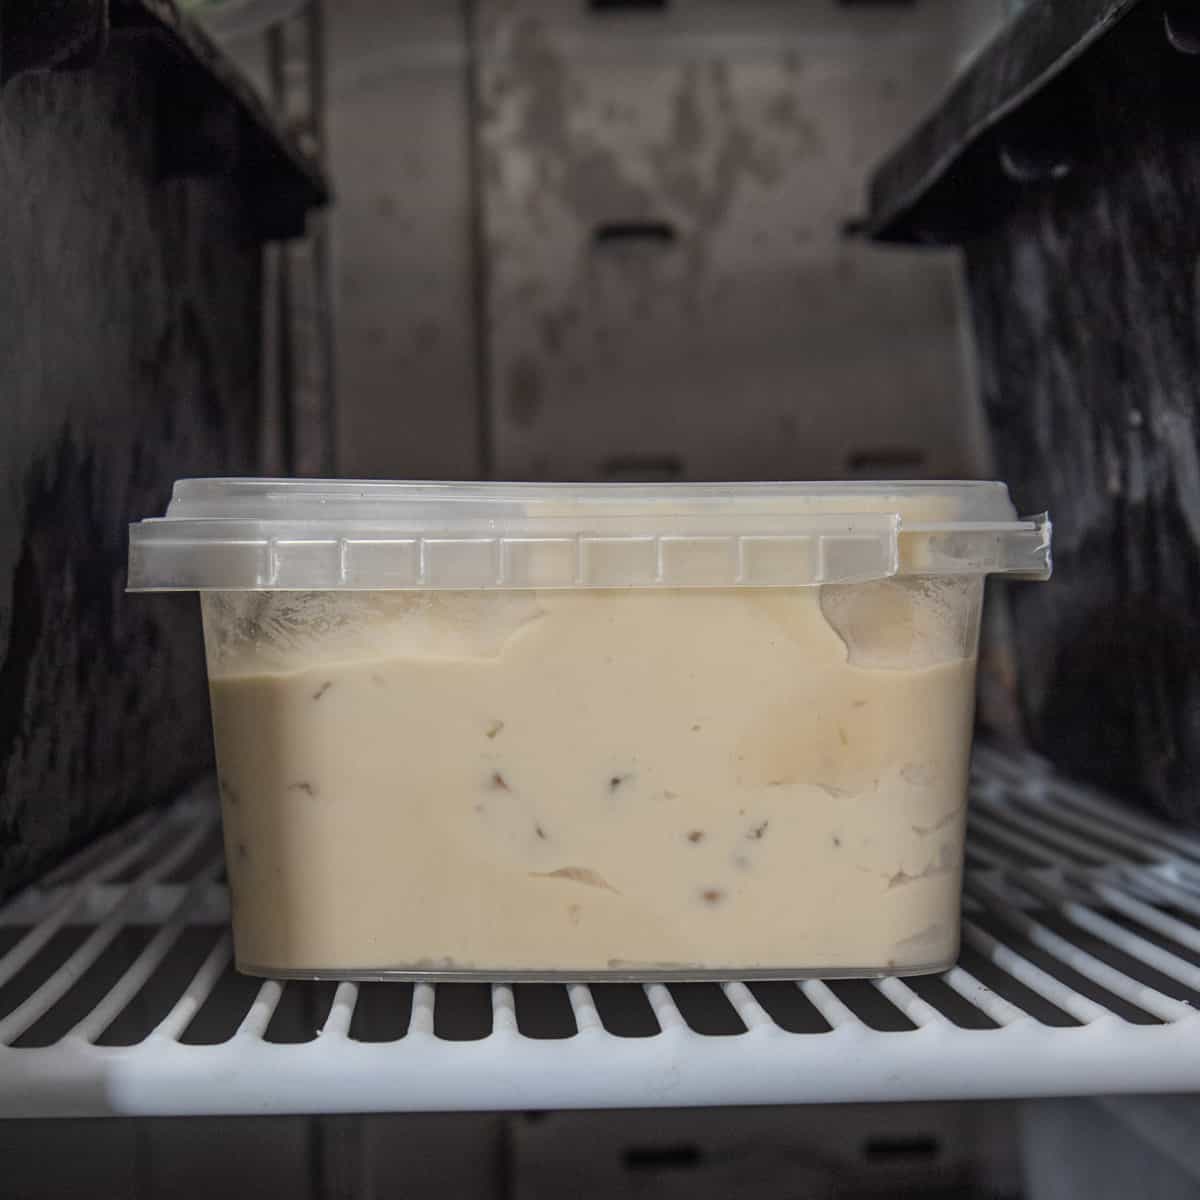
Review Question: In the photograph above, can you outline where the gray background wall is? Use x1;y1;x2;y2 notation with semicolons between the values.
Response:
323;0;989;484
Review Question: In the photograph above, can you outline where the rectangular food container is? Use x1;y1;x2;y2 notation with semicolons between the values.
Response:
128;479;1051;981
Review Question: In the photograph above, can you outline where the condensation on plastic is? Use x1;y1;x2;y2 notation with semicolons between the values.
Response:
200;579;987;679
199;590;548;674
128;479;1052;591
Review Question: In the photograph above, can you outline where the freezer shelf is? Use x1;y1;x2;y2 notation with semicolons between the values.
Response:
2;749;1200;1118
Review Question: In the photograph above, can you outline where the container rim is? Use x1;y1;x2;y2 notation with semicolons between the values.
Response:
127;478;1052;591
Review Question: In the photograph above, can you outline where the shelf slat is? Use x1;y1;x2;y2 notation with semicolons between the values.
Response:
2;756;1200;1117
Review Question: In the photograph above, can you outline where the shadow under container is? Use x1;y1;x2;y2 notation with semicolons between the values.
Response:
129;479;1051;980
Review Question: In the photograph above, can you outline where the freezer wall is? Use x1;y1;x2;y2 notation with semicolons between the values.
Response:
1;39;262;895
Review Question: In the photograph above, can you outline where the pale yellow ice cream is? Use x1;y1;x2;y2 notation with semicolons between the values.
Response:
206;581;979;977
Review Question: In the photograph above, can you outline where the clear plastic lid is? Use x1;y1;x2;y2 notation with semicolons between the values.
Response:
127;478;1052;591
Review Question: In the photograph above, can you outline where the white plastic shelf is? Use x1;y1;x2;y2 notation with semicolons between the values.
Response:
3;749;1200;1118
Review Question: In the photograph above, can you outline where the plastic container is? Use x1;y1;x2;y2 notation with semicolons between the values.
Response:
128;479;1051;980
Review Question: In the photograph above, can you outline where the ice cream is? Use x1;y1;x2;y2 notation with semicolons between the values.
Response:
205;579;979;977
